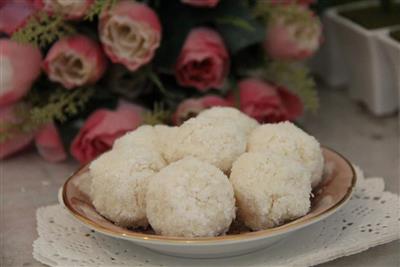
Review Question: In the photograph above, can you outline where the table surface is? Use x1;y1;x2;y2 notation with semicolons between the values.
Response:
1;89;399;267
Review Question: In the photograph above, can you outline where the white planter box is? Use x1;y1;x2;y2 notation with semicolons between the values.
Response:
376;28;400;109
318;1;399;115
309;11;349;87
310;1;376;88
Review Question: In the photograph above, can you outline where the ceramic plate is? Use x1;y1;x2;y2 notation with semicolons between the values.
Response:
61;147;356;258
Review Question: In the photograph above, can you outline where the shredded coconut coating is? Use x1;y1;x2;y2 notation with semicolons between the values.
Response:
146;157;236;237
113;125;158;151
153;124;178;163
73;171;93;198
230;152;312;231
247;122;324;187
89;146;166;228
198;107;259;136
168;117;247;172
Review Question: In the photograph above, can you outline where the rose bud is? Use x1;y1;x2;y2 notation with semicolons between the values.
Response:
43;35;107;89
0;40;42;106
172;95;231;125
99;0;161;72
35;123;67;162
265;5;322;60
0;104;34;159
181;0;220;8
71;101;144;164
175;27;230;91
34;0;94;20
229;78;303;123
0;0;37;35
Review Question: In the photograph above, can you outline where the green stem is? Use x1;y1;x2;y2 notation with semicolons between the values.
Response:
145;67;180;100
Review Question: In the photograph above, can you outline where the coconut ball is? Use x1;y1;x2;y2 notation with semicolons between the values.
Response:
230;152;312;231
73;171;93;199
113;125;158;151
89;146;166;227
198;107;259;136
154;124;178;163
168;116;247;172
146;157;236;237
248;122;324;187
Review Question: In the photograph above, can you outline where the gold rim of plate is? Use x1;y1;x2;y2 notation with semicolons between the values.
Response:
62;146;357;243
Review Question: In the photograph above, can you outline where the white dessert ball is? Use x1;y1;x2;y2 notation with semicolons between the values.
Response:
154;124;178;163
73;171;93;199
230;152;312;231
113;125;158;151
89;146;166;227
248;122;324;187
91;144;166;175
168;116;247;172
146;157;236;237
198;107;259;136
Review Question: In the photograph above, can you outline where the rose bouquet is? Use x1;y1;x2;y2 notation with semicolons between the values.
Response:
0;0;322;164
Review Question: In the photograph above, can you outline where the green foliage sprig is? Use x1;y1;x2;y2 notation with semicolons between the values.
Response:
265;61;319;112
143;102;171;125
215;16;255;32
254;1;318;29
29;87;95;124
0;87;94;143
85;0;118;21
12;11;75;47
253;0;273;19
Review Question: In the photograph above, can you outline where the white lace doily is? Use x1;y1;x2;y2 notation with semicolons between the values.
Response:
33;167;400;267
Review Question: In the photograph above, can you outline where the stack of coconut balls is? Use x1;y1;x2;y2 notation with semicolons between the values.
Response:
88;107;324;237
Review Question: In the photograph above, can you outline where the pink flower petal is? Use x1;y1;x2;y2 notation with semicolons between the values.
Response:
232;78;303;123
70;102;144;164
35;123;67;162
0;0;37;35
175;27;229;91
0;40;42;106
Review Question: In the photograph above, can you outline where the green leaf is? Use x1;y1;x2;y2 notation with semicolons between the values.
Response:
11;11;75;48
29;87;95;124
0;87;95;143
143;102;171;125
215;16;255;32
85;0;118;21
214;1;265;53
265;61;319;112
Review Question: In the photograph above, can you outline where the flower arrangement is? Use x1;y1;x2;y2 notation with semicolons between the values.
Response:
0;0;322;164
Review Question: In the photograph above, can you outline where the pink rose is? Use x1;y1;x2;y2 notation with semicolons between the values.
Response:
0;104;34;159
0;0;37;35
172;95;231;125
34;0;94;20
175;27;230;91
71;102;144;164
265;5;322;60
0;40;42;106
35;123;67;162
43;35;107;89
181;0;219;8
99;0;161;72
230;78;303;123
